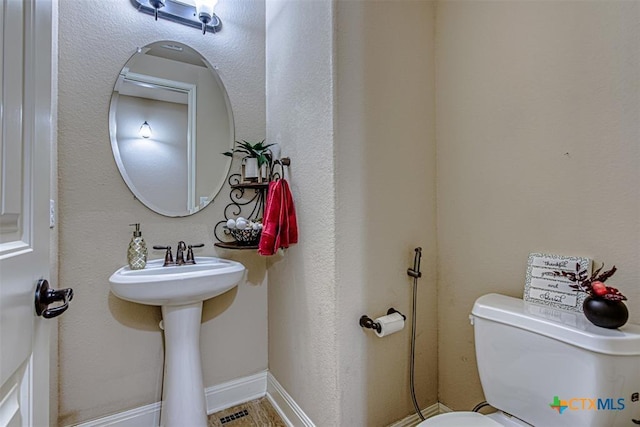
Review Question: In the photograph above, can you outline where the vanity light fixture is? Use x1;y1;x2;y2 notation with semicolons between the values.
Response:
130;0;222;35
139;121;152;139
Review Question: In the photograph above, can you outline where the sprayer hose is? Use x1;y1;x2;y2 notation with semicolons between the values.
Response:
410;275;425;421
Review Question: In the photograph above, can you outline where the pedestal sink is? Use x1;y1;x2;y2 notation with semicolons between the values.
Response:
109;257;245;427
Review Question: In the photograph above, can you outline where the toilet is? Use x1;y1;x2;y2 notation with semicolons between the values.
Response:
420;293;640;427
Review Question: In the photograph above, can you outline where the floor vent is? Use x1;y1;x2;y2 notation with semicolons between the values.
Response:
220;409;249;424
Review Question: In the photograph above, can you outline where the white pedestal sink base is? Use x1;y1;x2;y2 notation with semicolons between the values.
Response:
108;257;246;427
161;302;207;427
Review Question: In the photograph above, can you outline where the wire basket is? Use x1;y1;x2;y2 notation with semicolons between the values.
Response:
227;227;262;246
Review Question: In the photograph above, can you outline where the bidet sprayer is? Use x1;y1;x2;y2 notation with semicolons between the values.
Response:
407;247;422;278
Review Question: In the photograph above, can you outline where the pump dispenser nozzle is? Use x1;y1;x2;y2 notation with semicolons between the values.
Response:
130;223;142;237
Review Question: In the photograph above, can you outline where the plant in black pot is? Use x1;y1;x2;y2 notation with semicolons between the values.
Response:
555;263;628;329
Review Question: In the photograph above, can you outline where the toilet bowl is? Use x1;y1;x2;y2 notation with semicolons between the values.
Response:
418;293;640;427
418;412;501;426
418;411;533;427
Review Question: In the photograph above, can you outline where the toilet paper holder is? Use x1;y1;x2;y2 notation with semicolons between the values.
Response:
359;308;406;333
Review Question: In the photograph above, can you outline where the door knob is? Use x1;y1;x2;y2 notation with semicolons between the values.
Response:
34;279;73;319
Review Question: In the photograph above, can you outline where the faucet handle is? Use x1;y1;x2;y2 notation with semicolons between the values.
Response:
153;245;174;266
186;243;204;264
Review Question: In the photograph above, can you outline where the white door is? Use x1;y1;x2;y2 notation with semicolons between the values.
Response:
0;0;60;426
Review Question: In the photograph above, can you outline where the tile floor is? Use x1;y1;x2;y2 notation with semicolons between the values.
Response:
208;397;286;427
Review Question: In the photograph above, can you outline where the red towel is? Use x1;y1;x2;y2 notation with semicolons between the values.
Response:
282;179;298;244
259;181;280;255
258;179;298;256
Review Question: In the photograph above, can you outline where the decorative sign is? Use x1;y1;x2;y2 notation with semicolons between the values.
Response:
524;253;591;312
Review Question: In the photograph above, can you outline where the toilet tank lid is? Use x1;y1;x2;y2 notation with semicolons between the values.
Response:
471;293;640;356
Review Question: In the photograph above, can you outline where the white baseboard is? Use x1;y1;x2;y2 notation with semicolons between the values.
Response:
438;403;453;413
73;370;445;427
73;371;268;427
387;402;451;427
72;402;161;427
206;370;268;414
265;373;315;427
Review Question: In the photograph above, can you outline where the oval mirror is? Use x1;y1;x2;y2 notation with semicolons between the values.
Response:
109;41;234;217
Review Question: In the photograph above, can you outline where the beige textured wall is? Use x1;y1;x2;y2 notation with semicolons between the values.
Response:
436;0;640;411
57;0;266;424
266;0;437;425
57;0;639;423
265;0;339;424
334;0;437;425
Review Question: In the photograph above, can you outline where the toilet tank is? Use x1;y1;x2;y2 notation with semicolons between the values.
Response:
471;294;640;427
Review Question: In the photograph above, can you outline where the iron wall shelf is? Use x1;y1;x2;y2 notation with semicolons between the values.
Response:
213;158;290;250
214;241;259;250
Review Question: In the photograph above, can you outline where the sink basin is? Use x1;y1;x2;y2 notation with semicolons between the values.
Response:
109;256;245;306
109;256;246;427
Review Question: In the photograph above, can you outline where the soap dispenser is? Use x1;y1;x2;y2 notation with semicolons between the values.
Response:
127;223;147;270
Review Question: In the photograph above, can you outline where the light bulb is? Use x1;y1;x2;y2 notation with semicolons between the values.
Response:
139;121;152;139
148;0;165;20
195;0;217;33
